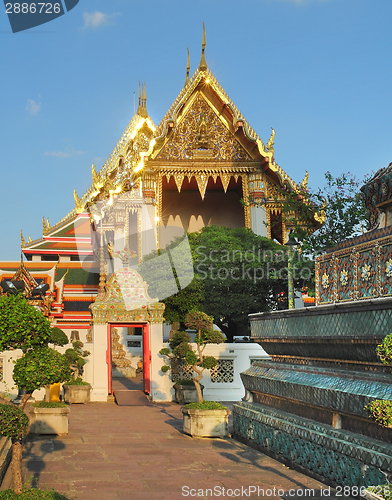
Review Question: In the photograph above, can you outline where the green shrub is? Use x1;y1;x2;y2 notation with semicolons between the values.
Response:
64;377;90;386
376;334;392;365
0;404;29;440
49;328;68;347
0;488;72;499
13;348;71;393
31;402;68;408
365;400;392;427
0;295;52;351
64;341;90;381
184;401;227;410
160;311;225;403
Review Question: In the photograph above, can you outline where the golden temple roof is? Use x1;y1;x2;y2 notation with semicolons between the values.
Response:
23;39;301;248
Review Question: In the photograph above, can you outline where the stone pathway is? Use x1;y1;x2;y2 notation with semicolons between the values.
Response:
7;401;328;499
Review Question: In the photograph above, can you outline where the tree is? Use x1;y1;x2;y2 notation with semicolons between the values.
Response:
140;226;290;341
266;171;369;257
0;294;52;352
160;311;225;402
0;295;71;494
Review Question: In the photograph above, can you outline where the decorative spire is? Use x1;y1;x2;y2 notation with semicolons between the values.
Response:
198;23;207;71
137;81;148;118
137;82;142;116
184;47;190;87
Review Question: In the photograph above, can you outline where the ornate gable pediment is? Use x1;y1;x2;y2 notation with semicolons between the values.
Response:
155;93;251;162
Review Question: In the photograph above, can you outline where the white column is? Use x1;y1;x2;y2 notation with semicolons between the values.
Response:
90;324;109;402
149;323;173;402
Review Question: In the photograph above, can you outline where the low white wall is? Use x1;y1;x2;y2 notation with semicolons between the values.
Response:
153;342;269;403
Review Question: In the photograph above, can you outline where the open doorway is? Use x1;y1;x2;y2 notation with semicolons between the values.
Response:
107;323;151;396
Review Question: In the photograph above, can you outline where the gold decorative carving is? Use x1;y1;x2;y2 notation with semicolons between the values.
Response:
266;128;275;157
74;189;84;213
90;267;165;325
300;171;309;190
242;174;251;229
156;93;251;162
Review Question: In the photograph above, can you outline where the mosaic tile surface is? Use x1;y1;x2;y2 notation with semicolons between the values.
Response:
241;362;392;417
233;401;392;487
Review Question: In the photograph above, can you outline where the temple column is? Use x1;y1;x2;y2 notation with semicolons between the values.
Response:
149;322;172;402
90;323;109;402
248;173;268;237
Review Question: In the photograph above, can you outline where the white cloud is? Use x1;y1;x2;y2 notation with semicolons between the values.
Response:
26;97;41;116
81;11;120;29
44;148;87;158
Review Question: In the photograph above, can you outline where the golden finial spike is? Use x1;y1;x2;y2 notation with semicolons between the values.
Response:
141;81;148;118
42;217;47;232
184;47;190;87
21;230;25;247
46;218;50;230
198;23;207;71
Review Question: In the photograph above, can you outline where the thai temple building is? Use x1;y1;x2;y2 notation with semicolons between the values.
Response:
0;26;319;402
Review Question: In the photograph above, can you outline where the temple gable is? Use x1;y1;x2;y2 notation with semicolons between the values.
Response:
155;93;251;162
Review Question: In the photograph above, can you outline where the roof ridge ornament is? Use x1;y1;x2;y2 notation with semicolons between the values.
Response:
137;81;148;118
198;22;207;71
184;47;190;87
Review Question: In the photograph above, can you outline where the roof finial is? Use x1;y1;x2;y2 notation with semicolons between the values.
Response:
137;81;142;116
141;81;148;118
184;47;190;87
198;22;207;71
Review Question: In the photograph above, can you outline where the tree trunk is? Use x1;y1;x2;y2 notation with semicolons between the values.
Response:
18;393;32;411
194;381;203;403
11;439;23;494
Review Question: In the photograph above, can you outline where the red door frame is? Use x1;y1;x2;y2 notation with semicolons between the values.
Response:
107;323;151;395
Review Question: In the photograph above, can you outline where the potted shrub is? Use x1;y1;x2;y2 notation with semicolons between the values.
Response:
63;340;91;404
0;295;71;496
173;379;204;405
13;347;71;437
161;333;205;403
161;311;230;437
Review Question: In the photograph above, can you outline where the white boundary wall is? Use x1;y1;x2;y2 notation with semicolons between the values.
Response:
1;337;268;403
153;342;269;402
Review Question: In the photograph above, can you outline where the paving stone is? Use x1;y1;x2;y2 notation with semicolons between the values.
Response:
19;401;328;499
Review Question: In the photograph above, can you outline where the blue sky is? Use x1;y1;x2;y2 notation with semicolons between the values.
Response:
1;0;391;261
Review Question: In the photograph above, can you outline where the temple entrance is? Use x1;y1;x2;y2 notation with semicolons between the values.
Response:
107;323;151;404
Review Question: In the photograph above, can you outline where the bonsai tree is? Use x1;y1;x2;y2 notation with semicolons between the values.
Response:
0;295;71;494
64;340;90;383
365;334;392;427
160;311;225;403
